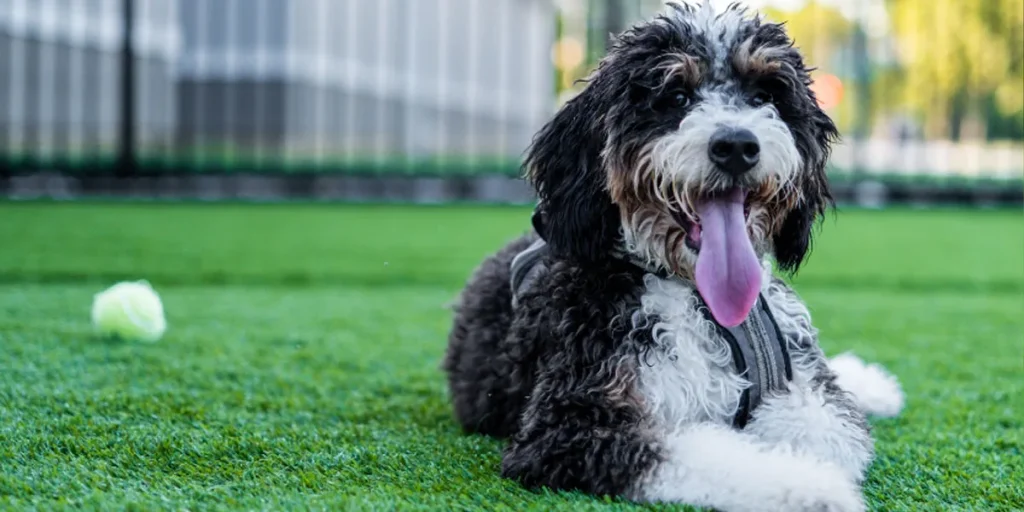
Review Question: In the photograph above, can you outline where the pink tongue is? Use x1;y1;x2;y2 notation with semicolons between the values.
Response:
694;188;762;327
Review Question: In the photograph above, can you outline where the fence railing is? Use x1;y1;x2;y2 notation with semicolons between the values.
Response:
1;0;1021;204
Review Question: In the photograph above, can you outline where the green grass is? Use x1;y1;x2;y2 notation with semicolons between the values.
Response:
0;201;1022;511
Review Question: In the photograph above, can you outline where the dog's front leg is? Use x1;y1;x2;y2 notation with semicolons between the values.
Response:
745;371;875;484
636;423;866;512
501;389;864;512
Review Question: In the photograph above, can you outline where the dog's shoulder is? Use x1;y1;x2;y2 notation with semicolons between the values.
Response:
511;257;650;359
518;257;646;312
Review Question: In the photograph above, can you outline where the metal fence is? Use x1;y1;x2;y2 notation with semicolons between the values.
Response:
1;0;1021;204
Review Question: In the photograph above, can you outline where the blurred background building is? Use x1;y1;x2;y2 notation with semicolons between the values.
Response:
175;0;554;163
1;0;1021;204
0;0;179;162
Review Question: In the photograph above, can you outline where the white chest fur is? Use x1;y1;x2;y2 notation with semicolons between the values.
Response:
633;274;749;427
632;265;821;429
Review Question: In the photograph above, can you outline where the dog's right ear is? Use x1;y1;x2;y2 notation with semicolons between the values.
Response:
523;88;619;265
773;83;838;274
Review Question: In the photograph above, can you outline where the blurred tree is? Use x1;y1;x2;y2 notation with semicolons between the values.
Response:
763;3;861;135
561;0;1024;141
887;0;1024;140
763;2;854;67
767;0;1023;141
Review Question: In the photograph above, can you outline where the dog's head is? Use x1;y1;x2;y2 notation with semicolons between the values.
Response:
525;1;837;327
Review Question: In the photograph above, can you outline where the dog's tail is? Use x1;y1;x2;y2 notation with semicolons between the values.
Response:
828;352;905;418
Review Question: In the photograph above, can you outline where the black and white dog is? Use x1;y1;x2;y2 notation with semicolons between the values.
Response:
443;3;904;511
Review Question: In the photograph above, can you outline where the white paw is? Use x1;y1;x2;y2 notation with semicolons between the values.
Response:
829;352;905;418
777;462;866;512
745;386;875;481
716;447;866;512
641;425;866;512
719;480;864;512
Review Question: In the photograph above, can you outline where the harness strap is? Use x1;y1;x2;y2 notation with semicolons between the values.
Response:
509;237;549;308
508;237;792;429
696;294;792;428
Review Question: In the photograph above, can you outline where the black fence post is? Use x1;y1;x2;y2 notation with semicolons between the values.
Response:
604;0;625;51
116;0;136;178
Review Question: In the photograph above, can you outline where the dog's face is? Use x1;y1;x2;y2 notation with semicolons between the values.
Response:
526;2;837;326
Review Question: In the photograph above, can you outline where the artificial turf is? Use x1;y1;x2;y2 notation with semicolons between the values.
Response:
0;201;1021;511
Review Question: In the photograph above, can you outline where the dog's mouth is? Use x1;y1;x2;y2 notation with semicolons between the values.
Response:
672;199;752;253
669;186;761;328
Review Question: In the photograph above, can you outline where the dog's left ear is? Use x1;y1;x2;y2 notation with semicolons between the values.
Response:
773;101;838;273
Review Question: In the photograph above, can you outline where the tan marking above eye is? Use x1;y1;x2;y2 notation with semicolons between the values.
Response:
733;37;787;77
655;53;705;89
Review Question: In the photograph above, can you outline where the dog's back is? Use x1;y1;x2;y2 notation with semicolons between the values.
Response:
442;232;539;437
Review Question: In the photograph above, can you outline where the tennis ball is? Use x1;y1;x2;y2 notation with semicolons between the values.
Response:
91;280;167;342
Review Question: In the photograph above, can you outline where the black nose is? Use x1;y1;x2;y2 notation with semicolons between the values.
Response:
708;128;760;176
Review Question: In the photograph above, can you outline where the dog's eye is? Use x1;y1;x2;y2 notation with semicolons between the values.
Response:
652;89;692;112
751;89;774;107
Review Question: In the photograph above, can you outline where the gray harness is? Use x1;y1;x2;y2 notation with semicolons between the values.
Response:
696;291;792;428
509;238;791;429
509;237;550;309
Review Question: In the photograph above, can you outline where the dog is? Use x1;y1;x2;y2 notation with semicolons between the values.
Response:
443;3;904;511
